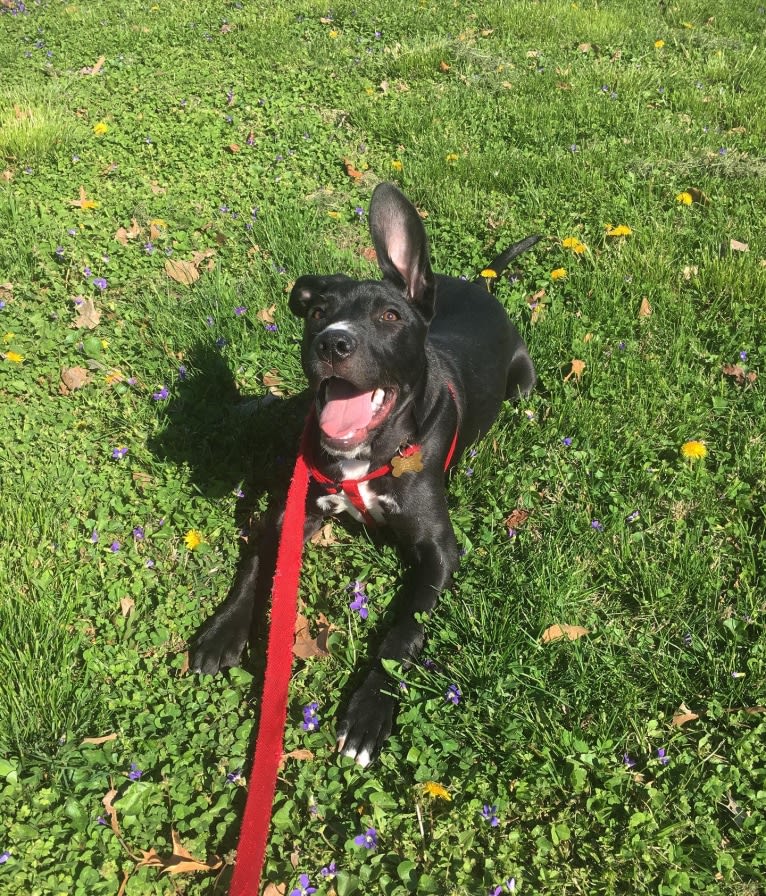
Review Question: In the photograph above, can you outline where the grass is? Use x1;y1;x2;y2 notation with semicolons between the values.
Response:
0;0;764;893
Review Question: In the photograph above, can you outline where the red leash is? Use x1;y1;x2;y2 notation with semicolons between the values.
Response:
229;386;458;894
228;445;310;896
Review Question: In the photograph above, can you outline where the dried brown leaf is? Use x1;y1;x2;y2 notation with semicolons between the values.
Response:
227;143;241;153
682;264;698;280
72;298;101;330
293;612;330;659
310;522;337;546
102;787;121;836
162;829;223;875
722;364;757;385
257;304;277;324
164;258;199;285
263;884;287;896
638;297;652;319
541;623;590;643
672;704;700;727
343;158;364;181
564;359;586;382
60;366;91;394
504;509;530;530
80;55;106;75
729;238;749;253
82;733;118;745
0;282;12;301
114;218;141;246
120;597;134;618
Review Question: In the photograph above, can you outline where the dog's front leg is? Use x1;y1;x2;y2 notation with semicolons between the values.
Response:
337;495;459;766
190;505;323;675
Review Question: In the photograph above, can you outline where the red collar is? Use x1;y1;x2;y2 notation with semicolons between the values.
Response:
302;386;459;527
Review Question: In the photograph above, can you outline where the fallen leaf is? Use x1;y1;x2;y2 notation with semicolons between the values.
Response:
504;509;530;530
686;186;709;205
311;522;337;546
577;42;592;52
541;624;590;643
682;264;698;280
722;364;757;385
114;218;141;245
672;704;700;726
81;733;118;745
583;333;593;343
343;158;364;181
263;884;287;896
263;370;284;397
0;282;12;301
162;829;222;875
227;143;241;153
72;298;101;329
131;470;152;489
60;366;91;393
564;359;586;382
80;54;105;75
1;170;12;182
164;259;199;285
257;304;277;324
102;787;121;836
729;238;749;253
638;297;652;319
136;849;163;870
120;597;134;617
279;749;315;772
69;185;98;210
150;180;165;195
439;60;450;72
190;248;216;271
293;612;330;659
361;246;377;263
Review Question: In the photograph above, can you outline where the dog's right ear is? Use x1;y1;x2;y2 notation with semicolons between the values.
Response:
369;183;435;320
289;274;350;318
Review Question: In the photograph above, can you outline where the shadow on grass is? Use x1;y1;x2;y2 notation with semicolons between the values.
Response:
150;342;314;874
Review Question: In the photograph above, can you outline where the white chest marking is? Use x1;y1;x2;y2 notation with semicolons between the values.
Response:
314;459;398;523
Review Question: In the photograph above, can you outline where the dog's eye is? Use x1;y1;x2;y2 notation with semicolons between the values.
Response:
380;309;400;322
310;306;325;320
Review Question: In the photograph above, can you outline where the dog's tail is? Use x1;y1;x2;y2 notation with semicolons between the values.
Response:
475;235;542;287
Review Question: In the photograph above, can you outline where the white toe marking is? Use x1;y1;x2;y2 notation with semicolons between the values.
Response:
355;749;371;768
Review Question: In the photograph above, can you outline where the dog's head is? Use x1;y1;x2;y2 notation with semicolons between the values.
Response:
289;183;435;456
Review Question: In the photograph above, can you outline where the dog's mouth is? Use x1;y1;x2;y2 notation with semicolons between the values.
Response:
316;377;398;451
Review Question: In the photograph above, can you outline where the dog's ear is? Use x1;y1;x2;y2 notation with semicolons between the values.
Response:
289;274;350;317
369;183;435;319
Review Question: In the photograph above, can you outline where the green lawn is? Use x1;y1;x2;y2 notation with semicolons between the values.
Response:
0;1;764;894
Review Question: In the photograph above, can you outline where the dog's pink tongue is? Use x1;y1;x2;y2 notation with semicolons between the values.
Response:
319;380;375;439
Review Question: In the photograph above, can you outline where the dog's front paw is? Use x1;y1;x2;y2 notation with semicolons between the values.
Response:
189;613;248;676
336;670;396;768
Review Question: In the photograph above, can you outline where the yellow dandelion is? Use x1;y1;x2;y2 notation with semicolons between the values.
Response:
421;781;451;801
391;160;403;171
480;269;497;279
105;370;124;385
445;152;459;163
605;224;632;237
675;192;693;205
150;218;167;228
562;236;586;254
184;529;203;550
654;39;665;49
4;351;24;363
93;121;109;136
328;29;339;38
3;332;15;342
551;267;567;280
327;210;340;219
680;440;707;460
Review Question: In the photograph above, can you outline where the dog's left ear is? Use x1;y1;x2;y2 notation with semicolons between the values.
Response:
369;183;435;320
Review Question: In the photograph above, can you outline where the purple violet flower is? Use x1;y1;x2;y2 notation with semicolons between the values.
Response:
445;684;462;705
111;446;128;459
128;762;142;780
354;828;377;850
482;804;500;827
349;581;369;619
321;860;337;879
302;702;320;732
657;747;669;766
152;386;169;400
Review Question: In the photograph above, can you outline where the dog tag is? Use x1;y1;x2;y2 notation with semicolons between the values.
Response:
391;449;424;477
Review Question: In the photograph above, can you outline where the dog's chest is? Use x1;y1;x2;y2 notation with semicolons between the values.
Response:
314;459;397;524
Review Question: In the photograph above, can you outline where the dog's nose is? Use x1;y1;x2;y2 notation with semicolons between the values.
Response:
316;330;357;363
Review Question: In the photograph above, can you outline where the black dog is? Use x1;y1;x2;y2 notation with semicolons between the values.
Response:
191;183;538;767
